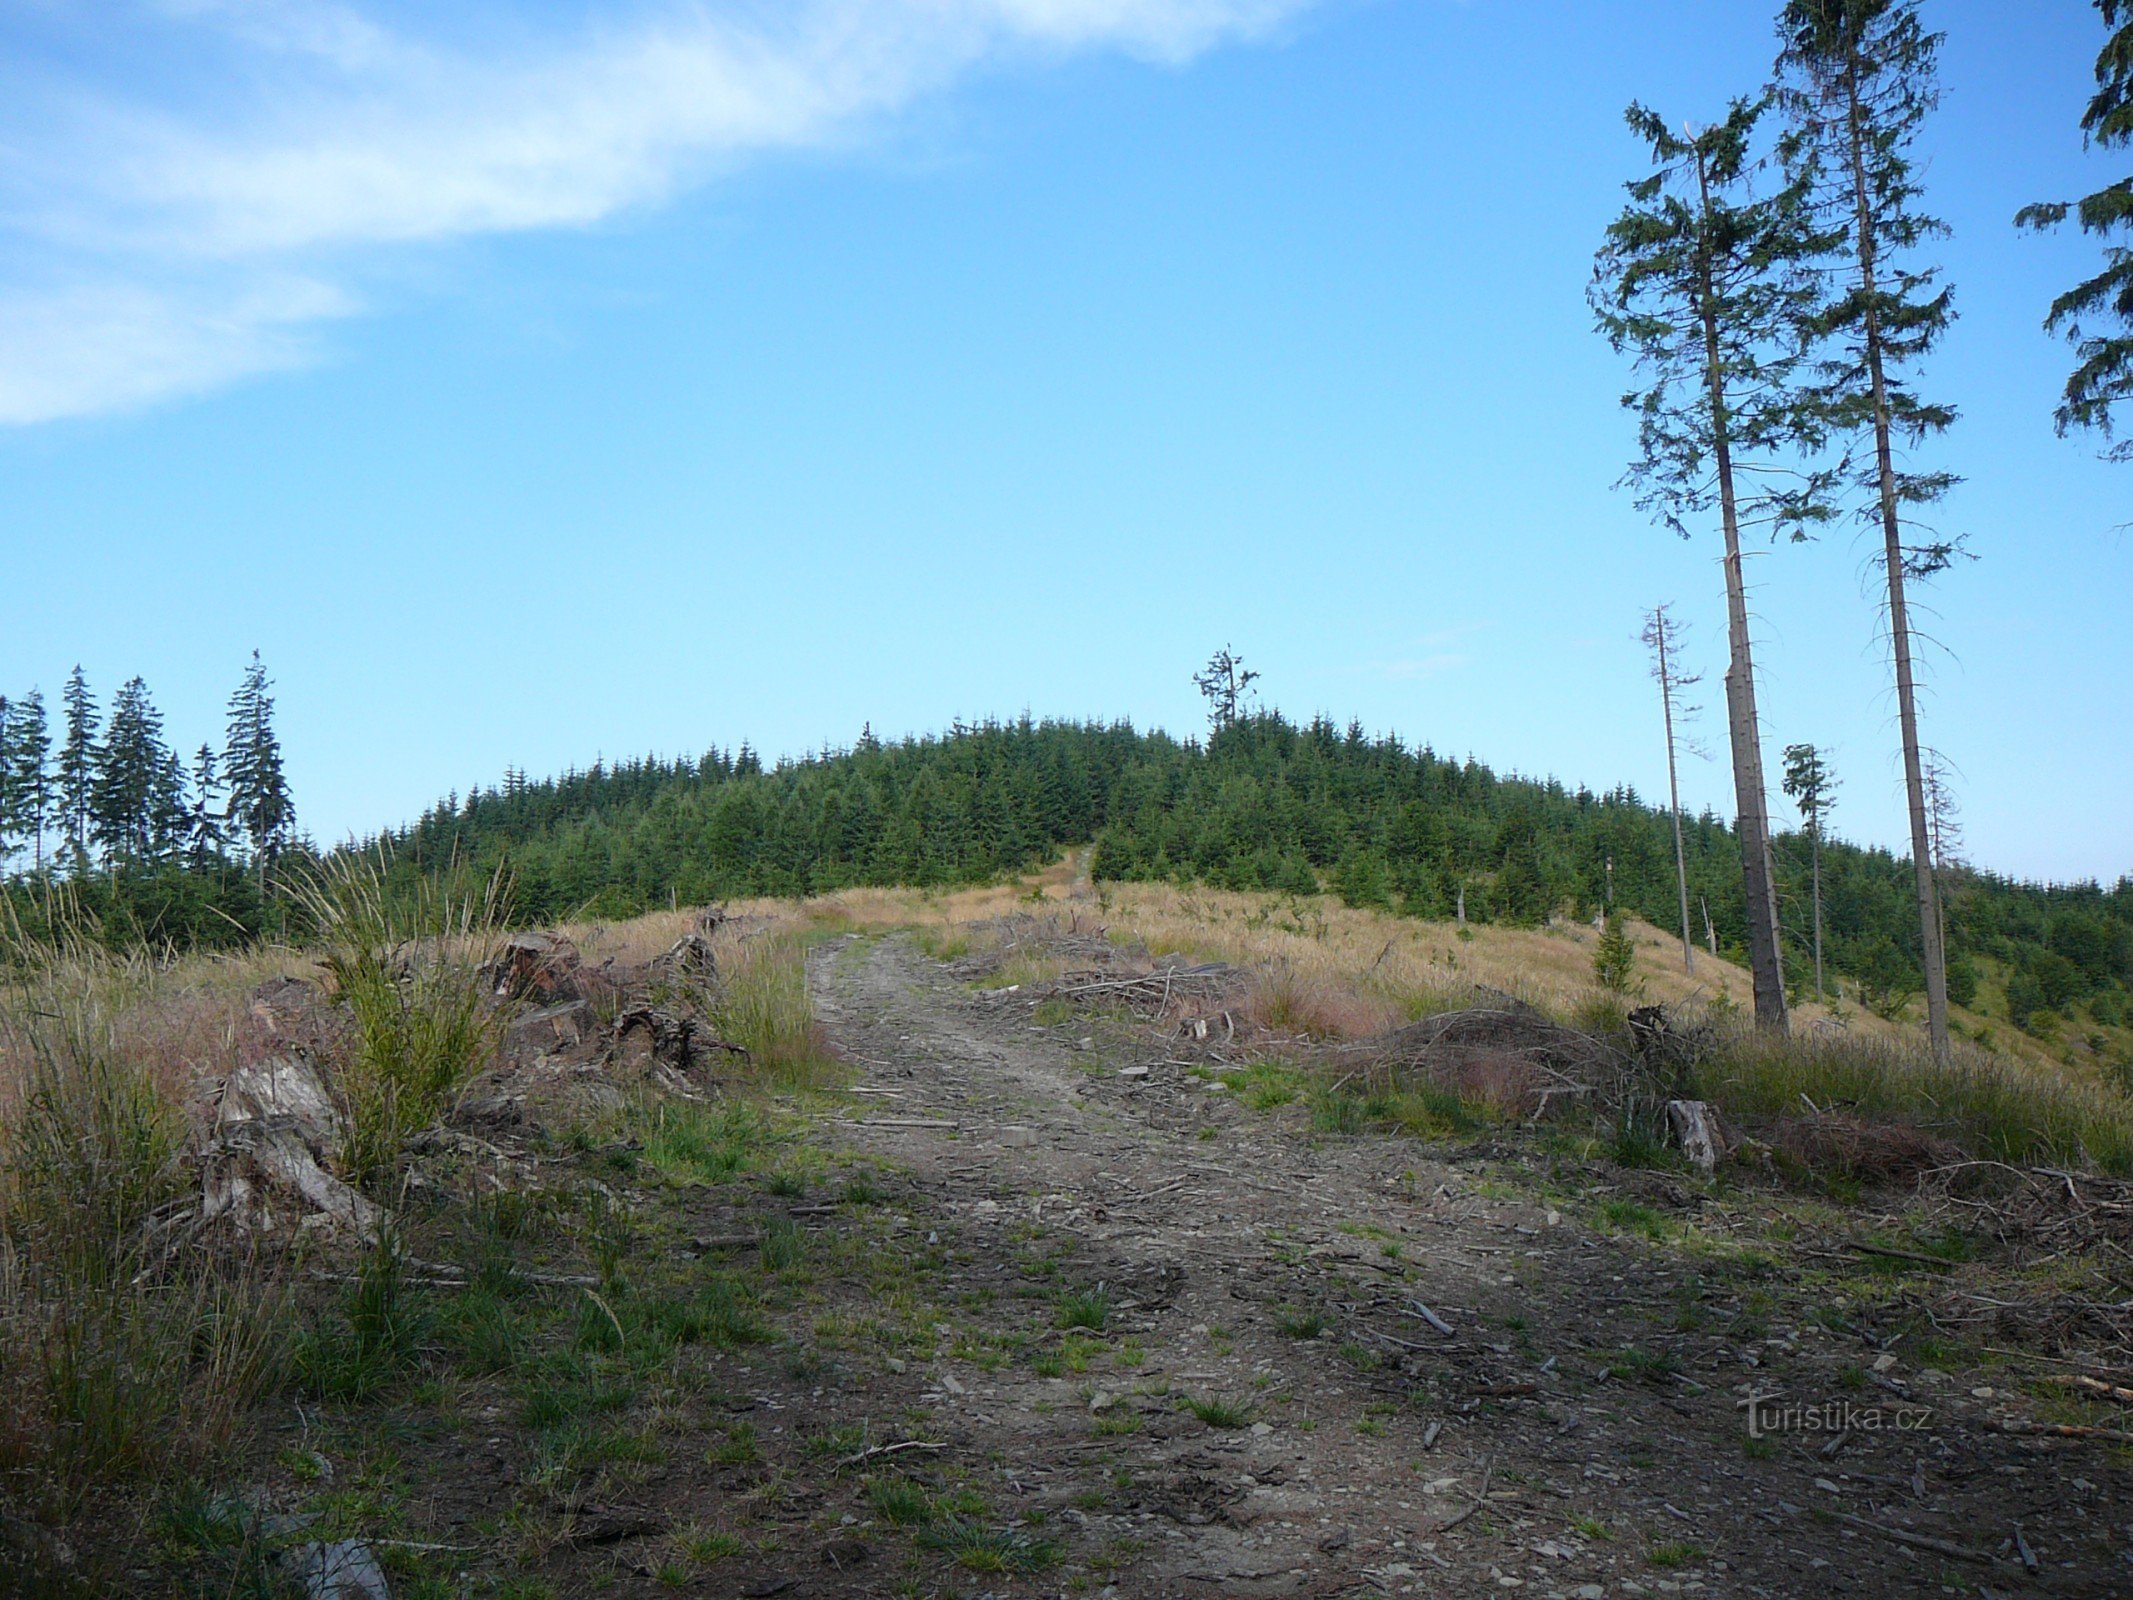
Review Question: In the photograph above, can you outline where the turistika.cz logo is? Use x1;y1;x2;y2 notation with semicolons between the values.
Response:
1742;1392;1933;1438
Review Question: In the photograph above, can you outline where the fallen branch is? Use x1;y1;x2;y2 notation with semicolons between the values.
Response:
2043;1374;2133;1405
835;1439;947;1471
1843;1239;1962;1270
1831;1513;1991;1565
1990;1418;2133;1445
854;1118;958;1130
1433;1454;1497;1533
1407;1301;1455;1337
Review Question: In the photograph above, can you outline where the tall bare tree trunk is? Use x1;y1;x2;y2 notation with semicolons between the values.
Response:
1842;66;1950;1062
1649;608;1696;972
1809;821;1825;1003
1695;150;1790;1033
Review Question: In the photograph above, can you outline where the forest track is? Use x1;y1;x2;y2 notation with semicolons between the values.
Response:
793;932;2128;1598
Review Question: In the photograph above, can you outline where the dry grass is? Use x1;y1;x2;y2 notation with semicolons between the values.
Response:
783;863;1794;1038
0;935;290;1530
662;855;2133;1175
1711;1026;2133;1174
0;942;308;1131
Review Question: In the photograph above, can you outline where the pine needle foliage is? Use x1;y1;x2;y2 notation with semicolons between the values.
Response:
2017;0;2133;459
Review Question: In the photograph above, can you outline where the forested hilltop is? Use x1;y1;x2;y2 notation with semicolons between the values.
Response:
369;714;2127;1041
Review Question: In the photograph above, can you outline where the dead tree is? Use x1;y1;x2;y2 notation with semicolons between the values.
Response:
1643;604;1702;972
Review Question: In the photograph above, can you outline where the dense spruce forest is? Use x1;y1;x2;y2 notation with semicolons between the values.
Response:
353;714;2127;1037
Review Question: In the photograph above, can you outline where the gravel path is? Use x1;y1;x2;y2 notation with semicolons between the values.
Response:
798;932;2129;1599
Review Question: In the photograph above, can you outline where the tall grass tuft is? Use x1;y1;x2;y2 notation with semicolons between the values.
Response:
1703;1026;2133;1175
0;922;287;1520
712;932;838;1092
294;849;508;1184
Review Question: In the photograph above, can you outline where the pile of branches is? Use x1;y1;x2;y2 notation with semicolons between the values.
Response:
1325;990;1643;1119
1879;1168;2133;1356
1039;956;1242;1020
1935;1280;2133;1358
968;911;1125;971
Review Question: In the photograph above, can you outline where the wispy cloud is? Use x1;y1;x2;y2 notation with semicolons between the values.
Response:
1362;623;1488;681
0;0;1313;424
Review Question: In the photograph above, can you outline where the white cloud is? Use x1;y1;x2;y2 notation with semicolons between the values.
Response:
0;0;1312;423
0;275;354;425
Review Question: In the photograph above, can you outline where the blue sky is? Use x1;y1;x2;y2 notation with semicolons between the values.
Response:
1;0;2126;882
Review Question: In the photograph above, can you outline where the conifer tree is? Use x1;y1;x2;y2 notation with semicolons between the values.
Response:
224;651;295;884
0;697;15;866
92;675;186;868
1781;741;1837;1003
188;743;228;869
1592;98;1833;1031
8;688;51;872
56;667;99;872
2017;1;2133;460
1776;0;1961;1061
1193;646;1261;731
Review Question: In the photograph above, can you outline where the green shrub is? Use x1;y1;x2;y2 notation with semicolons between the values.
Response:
295;850;505;1185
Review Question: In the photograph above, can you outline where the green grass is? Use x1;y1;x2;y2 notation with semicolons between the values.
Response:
294;1237;423;1401
682;1527;759;1570
1056;1285;1111;1332
438;1287;532;1376
296;849;504;1185
706;1421;760;1467
1272;1307;1327;1340
919;1520;1059;1574
866;1477;937;1526
1181;1395;1253;1428
1599;1198;1669;1240
1219;1061;1305;1111
1647;1540;1705;1568
713;932;841;1091
518;1369;637;1430
1601;1345;1683;1383
1307;1084;1484;1140
758;1215;808;1272
641;1100;779;1186
0;935;288;1508
840;1170;888;1206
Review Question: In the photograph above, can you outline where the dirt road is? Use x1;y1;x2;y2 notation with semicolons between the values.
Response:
787;932;2126;1598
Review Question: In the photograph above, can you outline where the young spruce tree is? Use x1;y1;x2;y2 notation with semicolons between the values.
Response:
0;697;15;867
2017;1;2133;460
1592;99;1832;1031
224;651;294;885
1780;742;1837;1003
8;688;51;872
1776;0;1961;1061
91;676;187;869
188;743;228;869
56;667;98;873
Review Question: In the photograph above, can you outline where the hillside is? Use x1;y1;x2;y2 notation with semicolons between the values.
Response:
372;714;2131;1068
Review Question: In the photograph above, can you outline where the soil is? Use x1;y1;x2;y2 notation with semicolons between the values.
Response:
208;930;2132;1600
625;931;2125;1600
